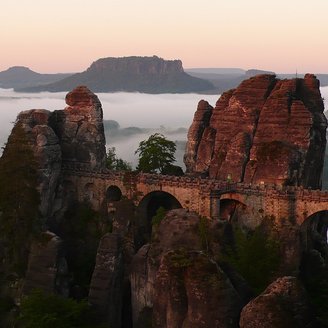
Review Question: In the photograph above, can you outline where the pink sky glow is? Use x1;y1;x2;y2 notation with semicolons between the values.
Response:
1;0;328;74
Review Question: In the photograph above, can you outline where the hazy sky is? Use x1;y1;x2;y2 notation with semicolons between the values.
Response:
1;0;328;73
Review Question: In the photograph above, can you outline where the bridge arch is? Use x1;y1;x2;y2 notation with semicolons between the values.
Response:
106;185;122;202
218;193;247;221
300;210;328;291
218;192;262;229
301;210;328;250
302;205;328;223
135;190;182;248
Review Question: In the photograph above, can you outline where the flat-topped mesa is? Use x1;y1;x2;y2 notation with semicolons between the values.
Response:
184;74;327;188
51;86;106;169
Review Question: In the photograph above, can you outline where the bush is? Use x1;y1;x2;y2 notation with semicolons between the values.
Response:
19;290;104;328
223;225;281;294
151;207;166;226
106;147;132;171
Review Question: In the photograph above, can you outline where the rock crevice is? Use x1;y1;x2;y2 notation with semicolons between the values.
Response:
184;74;327;188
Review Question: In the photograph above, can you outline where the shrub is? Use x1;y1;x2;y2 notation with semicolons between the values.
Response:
18;289;104;328
223;225;281;294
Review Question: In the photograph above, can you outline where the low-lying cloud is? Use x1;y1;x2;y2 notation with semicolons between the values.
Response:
1;88;328;171
0;89;219;167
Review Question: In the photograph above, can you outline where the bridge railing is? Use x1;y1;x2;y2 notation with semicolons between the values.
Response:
61;164;328;202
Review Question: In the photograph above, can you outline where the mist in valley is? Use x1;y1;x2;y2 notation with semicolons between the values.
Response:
1;87;328;178
0;89;219;168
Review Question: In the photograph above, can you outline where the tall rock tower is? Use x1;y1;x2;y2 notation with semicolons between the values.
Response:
184;74;327;188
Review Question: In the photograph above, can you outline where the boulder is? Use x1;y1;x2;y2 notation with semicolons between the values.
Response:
153;250;242;328
239;276;316;328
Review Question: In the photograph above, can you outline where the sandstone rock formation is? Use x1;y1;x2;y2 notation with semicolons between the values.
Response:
184;74;327;188
6;85;106;225
22;231;65;295
130;209;243;328
153;250;241;328
239;276;316;328
50;85;106;170
15;109;62;219
88;233;124;327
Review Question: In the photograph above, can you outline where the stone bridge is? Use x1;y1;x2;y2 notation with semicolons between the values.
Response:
62;164;328;227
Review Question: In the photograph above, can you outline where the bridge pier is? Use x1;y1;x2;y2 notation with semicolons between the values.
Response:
210;191;220;220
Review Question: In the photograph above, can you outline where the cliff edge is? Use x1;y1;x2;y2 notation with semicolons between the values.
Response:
184;74;327;188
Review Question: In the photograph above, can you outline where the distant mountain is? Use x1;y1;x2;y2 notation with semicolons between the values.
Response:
186;68;245;75
0;66;73;89
245;69;275;77
18;56;215;94
186;67;328;93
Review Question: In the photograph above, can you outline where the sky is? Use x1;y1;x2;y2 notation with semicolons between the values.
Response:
1;0;328;74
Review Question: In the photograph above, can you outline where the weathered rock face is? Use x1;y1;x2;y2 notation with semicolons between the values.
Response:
23;231;65;295
153;250;241;328
239;276;316;328
130;244;155;326
15;109;62;219
88;233;124;327
184;74;327;188
4;86;107;223
50;85;106;170
130;209;243;328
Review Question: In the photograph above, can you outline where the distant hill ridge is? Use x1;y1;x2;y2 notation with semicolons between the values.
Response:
0;66;72;89
2;60;328;94
18;56;215;94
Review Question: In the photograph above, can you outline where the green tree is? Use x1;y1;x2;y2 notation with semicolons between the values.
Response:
135;133;177;173
106;147;132;171
223;225;281;294
0;123;40;275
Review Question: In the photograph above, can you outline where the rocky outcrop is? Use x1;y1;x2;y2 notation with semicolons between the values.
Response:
19;56;215;93
184;74;327;188
239;276;316;328
5;86;107;224
130;244;155;326
130;209;243;328
153;250;241;328
22;231;65;295
88;233;124;327
50;85;106;170
14;109;62;219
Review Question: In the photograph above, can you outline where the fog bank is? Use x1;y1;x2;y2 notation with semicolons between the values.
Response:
0;88;328;169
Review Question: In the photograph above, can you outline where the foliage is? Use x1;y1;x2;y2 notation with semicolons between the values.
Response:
135;133;176;174
168;248;192;269
0;123;40;275
300;249;328;325
106;147;132;171
198;217;209;252
18;289;105;328
151;206;167;226
223;225;281;294
59;202;111;294
161;164;184;176
0;295;15;315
